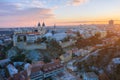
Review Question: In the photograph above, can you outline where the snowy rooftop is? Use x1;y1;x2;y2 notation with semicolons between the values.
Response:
44;32;53;37
112;58;120;64
52;33;67;41
7;64;18;77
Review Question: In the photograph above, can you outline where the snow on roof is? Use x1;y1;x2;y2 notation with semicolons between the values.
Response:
7;64;18;77
67;66;77;71
0;59;10;66
112;58;120;64
79;30;85;34
67;60;76;65
24;63;32;76
44;32;53;37
52;33;67;41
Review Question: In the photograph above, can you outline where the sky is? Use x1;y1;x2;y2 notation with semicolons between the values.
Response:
0;0;120;27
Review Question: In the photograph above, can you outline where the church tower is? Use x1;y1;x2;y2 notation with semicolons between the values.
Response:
37;22;42;33
37;22;46;35
53;24;56;32
38;22;41;27
42;22;45;27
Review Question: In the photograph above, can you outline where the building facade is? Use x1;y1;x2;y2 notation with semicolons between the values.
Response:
13;22;46;46
30;62;64;80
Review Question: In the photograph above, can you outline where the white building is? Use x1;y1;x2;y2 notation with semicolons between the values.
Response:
77;25;107;39
26;34;37;43
112;58;120;64
83;72;99;80
7;64;18;77
52;33;67;41
13;22;46;46
67;60;77;71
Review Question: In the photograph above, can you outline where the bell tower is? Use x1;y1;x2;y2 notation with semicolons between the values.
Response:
37;22;46;35
37;22;42;33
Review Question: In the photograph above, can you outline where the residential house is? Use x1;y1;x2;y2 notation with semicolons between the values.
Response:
60;52;72;63
67;60;77;71
30;64;43;80
30;62;64;80
83;72;99;80
8;71;29;80
7;64;18;77
43;62;64;78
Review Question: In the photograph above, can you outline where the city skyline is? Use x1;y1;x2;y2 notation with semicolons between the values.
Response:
0;0;120;27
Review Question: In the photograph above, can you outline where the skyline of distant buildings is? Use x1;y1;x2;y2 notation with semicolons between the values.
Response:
0;19;120;28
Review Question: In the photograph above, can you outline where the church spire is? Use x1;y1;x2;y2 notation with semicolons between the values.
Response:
42;22;45;27
38;22;41;27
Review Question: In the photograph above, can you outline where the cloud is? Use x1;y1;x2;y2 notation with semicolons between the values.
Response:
0;1;54;27
68;0;89;6
14;0;45;10
0;2;53;16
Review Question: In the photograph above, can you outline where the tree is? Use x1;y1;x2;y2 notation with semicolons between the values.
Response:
7;46;21;58
51;30;55;35
0;52;5;60
114;64;120;80
17;36;22;42
76;31;81;37
35;37;47;43
11;54;25;62
23;36;26;41
61;36;70;42
75;38;87;48
47;39;65;58
25;50;43;62
43;56;51;63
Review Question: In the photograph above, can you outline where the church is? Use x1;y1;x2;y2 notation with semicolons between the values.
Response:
13;22;46;46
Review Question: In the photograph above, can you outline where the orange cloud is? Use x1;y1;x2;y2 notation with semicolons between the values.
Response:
68;0;89;6
0;2;54;27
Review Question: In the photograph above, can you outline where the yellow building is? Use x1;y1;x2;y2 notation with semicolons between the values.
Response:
60;51;72;63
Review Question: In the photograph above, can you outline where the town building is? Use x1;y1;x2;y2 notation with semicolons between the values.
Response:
60;51;72;63
13;22;46;46
67;60;77;71
7;62;64;80
109;20;114;26
83;72;99;80
30;62;64;80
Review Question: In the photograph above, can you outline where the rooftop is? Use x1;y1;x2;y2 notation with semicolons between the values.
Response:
112;58;120;64
85;72;98;78
31;62;63;73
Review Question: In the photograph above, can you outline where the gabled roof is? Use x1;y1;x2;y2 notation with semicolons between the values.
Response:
31;62;63;73
42;62;63;73
31;64;43;73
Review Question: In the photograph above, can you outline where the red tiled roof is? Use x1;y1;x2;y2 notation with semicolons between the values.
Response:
8;62;64;80
27;32;40;35
99;73;110;80
42;62;63;73
31;64;43;73
8;71;28;80
31;62;63;73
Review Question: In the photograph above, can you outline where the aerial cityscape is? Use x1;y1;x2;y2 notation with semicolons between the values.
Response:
0;0;120;80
